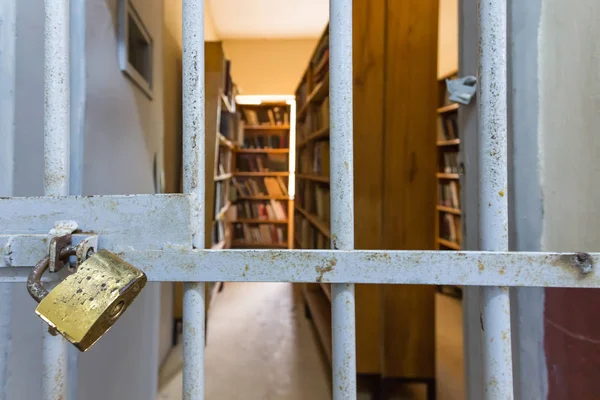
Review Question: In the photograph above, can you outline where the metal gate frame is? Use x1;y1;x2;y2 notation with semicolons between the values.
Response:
0;0;597;399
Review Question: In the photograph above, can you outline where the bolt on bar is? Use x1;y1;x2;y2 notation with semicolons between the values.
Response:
477;0;514;398
182;0;206;399
0;0;16;397
329;0;357;398
43;1;71;399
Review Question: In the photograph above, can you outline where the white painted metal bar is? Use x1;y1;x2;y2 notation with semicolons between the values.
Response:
0;0;16;397
182;0;206;398
478;0;514;398
43;0;71;398
329;0;357;397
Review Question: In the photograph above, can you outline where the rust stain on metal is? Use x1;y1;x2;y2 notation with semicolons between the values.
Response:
498;189;505;197
478;261;485;271
315;258;337;282
499;266;506;275
550;252;594;277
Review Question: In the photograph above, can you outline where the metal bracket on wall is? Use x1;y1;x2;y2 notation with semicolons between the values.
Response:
447;75;477;105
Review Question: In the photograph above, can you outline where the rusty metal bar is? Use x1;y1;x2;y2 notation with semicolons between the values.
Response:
477;0;514;397
329;0;357;398
182;0;206;398
43;0;71;398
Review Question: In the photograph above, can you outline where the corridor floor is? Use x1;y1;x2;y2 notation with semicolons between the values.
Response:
158;282;331;400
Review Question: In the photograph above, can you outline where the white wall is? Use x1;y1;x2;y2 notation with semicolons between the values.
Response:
7;0;163;399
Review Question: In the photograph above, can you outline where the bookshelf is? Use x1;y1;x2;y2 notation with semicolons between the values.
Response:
294;0;439;391
230;96;296;249
435;71;462;250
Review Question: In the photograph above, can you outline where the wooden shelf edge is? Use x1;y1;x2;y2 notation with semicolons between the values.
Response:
239;195;290;201
437;238;461;250
215;201;232;220
211;240;226;250
296;173;330;184
437;103;459;114
436;173;460;180
297;127;330;148
236;148;289;154
234;172;290;177
218;133;236;150
220;92;234;113
436;138;460;147
295;205;331;238
231;242;288;248
297;75;330;121
303;287;332;363
436;205;461;215
244;125;291;130
231;219;288;224
215;172;233;181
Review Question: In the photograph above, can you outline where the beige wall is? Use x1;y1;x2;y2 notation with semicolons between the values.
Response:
164;0;219;49
437;0;458;78
223;39;319;95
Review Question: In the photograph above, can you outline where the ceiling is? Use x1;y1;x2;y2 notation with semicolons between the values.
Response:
208;0;329;39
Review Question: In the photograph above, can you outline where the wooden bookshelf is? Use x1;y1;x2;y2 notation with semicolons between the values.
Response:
295;1;439;386
435;71;463;251
230;97;295;249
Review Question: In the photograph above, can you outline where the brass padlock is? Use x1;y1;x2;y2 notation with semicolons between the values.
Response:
28;249;147;351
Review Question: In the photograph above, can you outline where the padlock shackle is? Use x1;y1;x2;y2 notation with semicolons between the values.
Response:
27;247;77;303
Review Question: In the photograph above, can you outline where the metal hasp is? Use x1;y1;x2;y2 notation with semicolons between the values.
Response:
477;0;513;398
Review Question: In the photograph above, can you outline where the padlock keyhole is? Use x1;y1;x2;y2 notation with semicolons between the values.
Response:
109;300;126;319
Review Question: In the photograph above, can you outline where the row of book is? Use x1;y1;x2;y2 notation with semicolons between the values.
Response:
236;154;288;172
220;109;244;145
437;112;459;141
438;181;460;209
295;214;329;249
297;181;330;225
217;147;232;175
242;106;289;127
311;35;329;86
243;134;288;149
297;141;330;177
440;214;462;245
296;96;330;142
232;177;288;198
236;200;287;221
233;223;286;245
442;152;460;174
214;181;229;217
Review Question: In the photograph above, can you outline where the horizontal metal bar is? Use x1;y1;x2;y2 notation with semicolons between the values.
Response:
1;246;598;287
0;194;193;248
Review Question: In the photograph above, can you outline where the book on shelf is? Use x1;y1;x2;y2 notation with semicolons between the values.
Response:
233;222;286;244
242;106;290;127
236;200;287;221
438;181;460;208
232;113;245;145
313;141;330;177
296;78;308;113
438;113;458;140
315;186;330;224
442;152;460;173
440;214;462;245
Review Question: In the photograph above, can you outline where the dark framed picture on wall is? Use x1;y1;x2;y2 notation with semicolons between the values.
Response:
118;0;154;98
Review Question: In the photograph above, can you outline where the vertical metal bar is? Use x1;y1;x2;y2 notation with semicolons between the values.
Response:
329;0;357;398
67;0;86;397
182;0;206;399
43;1;70;399
478;0;514;398
0;1;16;398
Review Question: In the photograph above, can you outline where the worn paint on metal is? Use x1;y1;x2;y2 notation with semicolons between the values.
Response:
0;194;193;249
44;0;70;198
3;246;600;287
182;0;206;399
329;0;357;398
478;0;514;397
